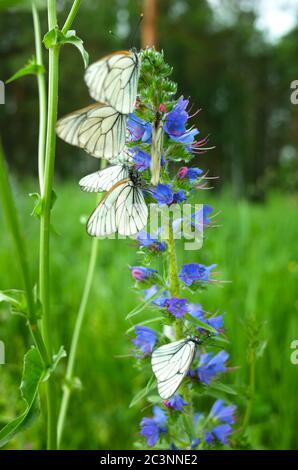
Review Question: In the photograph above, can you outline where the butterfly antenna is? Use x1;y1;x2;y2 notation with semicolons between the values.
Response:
130;13;144;48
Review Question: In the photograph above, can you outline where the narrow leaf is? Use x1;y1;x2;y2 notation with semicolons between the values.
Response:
0;348;44;447
6;58;44;84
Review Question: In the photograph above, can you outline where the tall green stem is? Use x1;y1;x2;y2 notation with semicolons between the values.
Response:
0;143;49;366
32;2;47;193
57;236;99;447
167;221;183;339
39;0;59;450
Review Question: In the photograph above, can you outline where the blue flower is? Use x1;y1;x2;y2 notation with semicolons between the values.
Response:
207;315;224;331
127;114;152;142
188;303;204;319
205;424;232;446
179;263;216;286
130;266;157;281
191;205;213;230
143;284;159;301
133;326;157;355
140;406;167;446
136;231;167;252
165;298;188;318
151;290;170;307
196;351;229;384
151;183;174;206
164;394;187;411
132;148;151;171
210;399;236;425
164;96;199;144
173;190;186;203
178;166;203;182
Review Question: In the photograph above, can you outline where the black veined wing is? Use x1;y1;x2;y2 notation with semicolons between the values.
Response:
56;103;127;160
79;164;130;193
150;111;163;185
84;49;140;114
151;337;197;400
87;170;148;237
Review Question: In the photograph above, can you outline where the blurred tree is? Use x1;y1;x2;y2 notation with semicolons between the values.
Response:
0;0;298;197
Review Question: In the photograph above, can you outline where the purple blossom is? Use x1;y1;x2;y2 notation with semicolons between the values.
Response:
179;263;216;286
132;148;151;171
173;190;186;203
210;399;236;425
140;406;167;446
133;326;157;355
164;395;187;411
127;114;152;143
151;291;170;307
195;351;229;384
165;298;188;318
130;266;157;281
164;96;199;144
136;232;167;252
205;425;232;445
143;284;159;301
178;166;203;182
188;303;204;319
151;184;174;206
191;205;214;230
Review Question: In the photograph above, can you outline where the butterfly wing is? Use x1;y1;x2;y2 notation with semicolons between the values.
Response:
151;339;196;400
84;50;140;114
56;104;94;147
79;164;130;193
87;179;148;237
78;104;127;159
56;103;127;160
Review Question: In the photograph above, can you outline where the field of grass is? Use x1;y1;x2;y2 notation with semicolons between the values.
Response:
0;179;298;450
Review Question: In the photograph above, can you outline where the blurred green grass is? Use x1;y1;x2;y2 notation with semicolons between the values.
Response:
0;179;298;449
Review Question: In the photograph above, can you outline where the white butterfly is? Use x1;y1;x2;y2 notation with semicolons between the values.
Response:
79;148;134;192
84;49;140;114
84;166;148;237
151;336;199;400
56;103;127;160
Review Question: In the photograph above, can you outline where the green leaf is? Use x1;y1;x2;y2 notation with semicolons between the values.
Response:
0;289;28;317
0;348;44;447
62;30;89;69
126;316;164;334
129;377;155;408
184;313;218;335
29;192;43;218
43;346;66;382
6;57;44;84
209;381;237;396
43;28;89;68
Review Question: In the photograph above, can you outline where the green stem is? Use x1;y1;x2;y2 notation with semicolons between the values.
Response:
39;0;60;450
0;143;49;366
242;349;256;432
167;222;183;339
62;0;83;34
57;236;99;447
32;2;47;193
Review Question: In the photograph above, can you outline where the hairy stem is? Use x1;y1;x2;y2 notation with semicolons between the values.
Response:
0;143;49;366
167;222;183;338
57;234;99;447
32;2;47;193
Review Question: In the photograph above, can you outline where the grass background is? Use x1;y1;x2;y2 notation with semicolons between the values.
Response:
0;179;298;449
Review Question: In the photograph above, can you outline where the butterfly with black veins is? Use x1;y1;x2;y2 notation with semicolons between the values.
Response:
84;49;140;114
80;165;148;237
151;336;202;400
56;102;127;160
